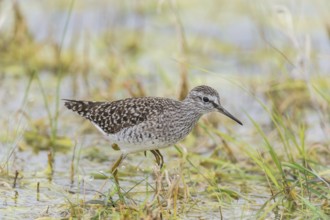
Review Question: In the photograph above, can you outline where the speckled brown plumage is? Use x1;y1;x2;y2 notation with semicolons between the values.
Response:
64;97;176;134
64;85;242;177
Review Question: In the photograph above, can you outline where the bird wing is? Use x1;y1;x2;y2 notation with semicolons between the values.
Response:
63;97;168;134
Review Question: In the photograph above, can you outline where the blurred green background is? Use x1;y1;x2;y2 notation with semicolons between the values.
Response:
0;0;329;219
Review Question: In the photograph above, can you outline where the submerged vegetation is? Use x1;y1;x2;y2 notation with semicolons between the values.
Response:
0;0;329;219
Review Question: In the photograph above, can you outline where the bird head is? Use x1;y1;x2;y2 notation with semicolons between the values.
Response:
185;85;243;125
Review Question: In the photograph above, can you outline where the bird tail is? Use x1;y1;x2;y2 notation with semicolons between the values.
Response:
63;99;99;119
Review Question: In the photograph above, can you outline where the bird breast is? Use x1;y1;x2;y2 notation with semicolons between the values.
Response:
105;108;202;154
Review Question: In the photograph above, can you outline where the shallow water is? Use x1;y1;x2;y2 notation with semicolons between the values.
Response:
0;0;329;219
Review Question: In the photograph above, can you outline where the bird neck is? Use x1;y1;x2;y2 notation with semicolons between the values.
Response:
181;99;203;120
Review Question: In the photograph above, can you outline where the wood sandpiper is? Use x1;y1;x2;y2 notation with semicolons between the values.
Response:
64;85;242;182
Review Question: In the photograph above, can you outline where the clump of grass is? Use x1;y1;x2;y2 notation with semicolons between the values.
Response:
243;99;329;219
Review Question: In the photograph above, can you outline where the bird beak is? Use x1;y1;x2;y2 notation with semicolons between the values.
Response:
217;106;243;125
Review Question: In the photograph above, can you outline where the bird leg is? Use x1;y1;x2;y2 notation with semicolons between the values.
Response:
150;150;164;169
156;150;164;169
150;150;160;166
111;154;127;184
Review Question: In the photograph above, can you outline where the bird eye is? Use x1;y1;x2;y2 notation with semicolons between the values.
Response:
202;97;209;102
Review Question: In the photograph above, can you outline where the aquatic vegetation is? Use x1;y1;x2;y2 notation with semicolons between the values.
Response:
0;0;329;219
